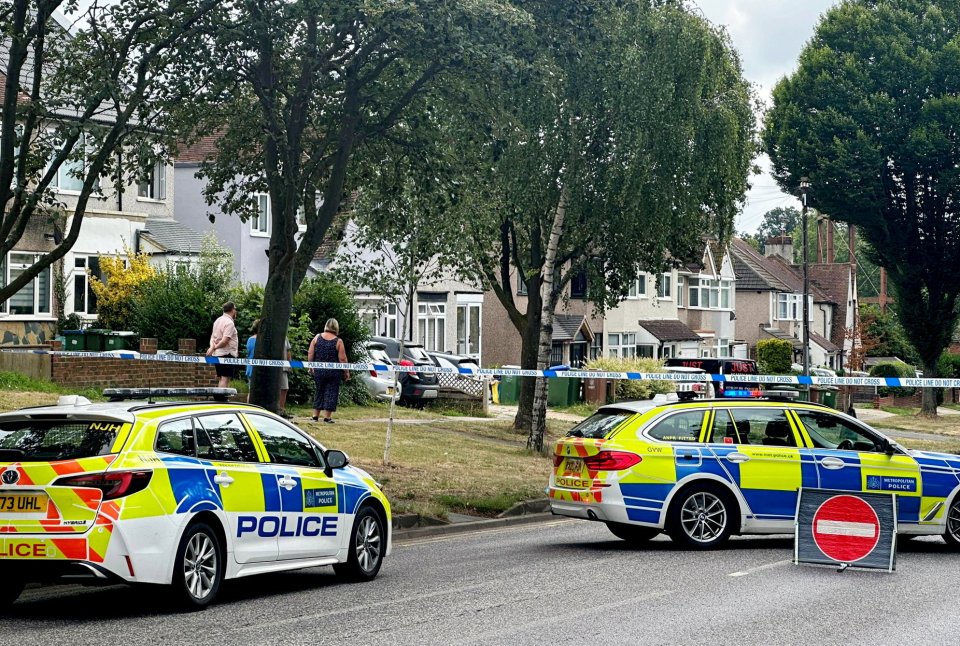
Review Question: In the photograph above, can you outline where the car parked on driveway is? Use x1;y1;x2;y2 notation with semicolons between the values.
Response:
370;337;439;407
359;342;398;402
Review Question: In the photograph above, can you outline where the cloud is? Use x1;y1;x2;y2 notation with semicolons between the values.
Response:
692;0;838;232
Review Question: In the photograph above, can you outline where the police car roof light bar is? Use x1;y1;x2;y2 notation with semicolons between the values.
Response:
103;388;238;403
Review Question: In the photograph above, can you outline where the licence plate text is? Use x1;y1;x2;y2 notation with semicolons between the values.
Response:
0;493;48;514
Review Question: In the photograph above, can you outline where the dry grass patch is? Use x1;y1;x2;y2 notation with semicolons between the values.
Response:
872;415;960;438
303;417;553;518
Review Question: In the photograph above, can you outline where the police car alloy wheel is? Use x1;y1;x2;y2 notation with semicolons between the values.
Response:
606;522;660;544
334;506;384;581
667;484;735;550
173;522;224;609
943;498;960;548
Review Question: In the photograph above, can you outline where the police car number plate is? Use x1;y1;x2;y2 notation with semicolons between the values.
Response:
0;492;47;514
563;458;584;475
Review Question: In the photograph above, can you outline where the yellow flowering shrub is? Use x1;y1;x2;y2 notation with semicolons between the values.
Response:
88;246;156;330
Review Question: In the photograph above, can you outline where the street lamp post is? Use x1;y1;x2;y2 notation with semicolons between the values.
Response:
801;177;811;383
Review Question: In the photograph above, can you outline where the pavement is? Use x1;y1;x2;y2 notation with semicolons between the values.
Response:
6;520;960;645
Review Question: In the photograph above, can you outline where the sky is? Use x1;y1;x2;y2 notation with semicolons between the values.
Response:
692;0;839;234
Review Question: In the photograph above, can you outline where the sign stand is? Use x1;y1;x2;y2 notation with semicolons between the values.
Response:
794;488;897;573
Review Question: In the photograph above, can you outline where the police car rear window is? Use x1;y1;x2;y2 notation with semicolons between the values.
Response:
0;420;121;462
567;411;632;439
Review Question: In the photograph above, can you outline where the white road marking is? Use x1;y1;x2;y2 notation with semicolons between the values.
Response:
728;559;791;577
815;520;877;538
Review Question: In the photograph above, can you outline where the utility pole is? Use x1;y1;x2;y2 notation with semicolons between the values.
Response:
801;177;811;383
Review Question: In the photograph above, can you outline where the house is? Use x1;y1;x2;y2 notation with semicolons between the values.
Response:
320;221;487;361
482;266;601;368
729;237;856;370
173;136;280;285
0;57;176;343
676;240;740;358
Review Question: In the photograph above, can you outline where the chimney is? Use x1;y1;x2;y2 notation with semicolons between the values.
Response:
764;236;794;263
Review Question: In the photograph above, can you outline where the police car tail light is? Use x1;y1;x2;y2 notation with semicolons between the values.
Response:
582;451;642;471
54;470;153;500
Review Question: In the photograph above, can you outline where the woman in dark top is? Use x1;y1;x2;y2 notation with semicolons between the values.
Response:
307;318;349;423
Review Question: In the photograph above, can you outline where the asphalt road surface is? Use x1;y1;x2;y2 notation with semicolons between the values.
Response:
5;520;960;645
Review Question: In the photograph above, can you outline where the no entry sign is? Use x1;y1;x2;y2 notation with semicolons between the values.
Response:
795;489;897;572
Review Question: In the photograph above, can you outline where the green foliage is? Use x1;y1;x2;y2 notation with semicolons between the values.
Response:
90;249;156;331
129;238;234;350
757;339;794;375
584;357;674;401
292;276;369;362
764;0;960;398
938;353;960;379
0;372;102;400
860;304;919;365
756;207;801;255
230;283;266;345
870;362;915;397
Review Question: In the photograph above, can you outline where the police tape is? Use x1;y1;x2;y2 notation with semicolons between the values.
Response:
1;347;957;389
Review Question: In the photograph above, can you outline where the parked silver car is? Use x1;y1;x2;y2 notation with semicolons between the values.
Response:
359;342;398;402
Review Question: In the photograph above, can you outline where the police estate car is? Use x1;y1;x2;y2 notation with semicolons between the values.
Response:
549;396;960;549
0;389;390;609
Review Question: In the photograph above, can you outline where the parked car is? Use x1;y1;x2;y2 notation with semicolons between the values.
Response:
664;357;762;398
370;337;439;407
427;351;482;376
358;342;398;402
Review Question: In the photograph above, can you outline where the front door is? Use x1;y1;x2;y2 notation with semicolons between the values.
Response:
244;414;341;560
792;410;922;524
194;413;279;564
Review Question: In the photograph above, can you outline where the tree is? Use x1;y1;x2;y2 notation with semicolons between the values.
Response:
459;0;755;449
756;207;801;244
764;0;960;415
858;304;919;365
0;0;222;306
185;0;529;411
88;246;155;331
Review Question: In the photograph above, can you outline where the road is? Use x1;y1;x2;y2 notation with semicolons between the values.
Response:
4;520;960;645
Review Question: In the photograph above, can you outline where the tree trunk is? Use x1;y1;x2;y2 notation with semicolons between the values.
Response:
921;357;939;417
249;265;293;412
528;185;569;452
514;312;541;432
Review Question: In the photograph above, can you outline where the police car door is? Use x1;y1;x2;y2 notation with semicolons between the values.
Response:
724;408;809;522
793;410;922;525
194;413;280;563
244;414;341;560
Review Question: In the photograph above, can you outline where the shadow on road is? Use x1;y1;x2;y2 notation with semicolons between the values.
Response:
4;567;349;622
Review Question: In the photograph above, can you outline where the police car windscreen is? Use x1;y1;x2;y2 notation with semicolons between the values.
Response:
567;411;632;439
0;420;120;462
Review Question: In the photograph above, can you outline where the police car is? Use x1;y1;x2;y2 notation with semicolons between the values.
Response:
0;389;390;609
549;396;960;549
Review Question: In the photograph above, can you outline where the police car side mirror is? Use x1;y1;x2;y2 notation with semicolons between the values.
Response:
326;450;349;469
882;439;895;456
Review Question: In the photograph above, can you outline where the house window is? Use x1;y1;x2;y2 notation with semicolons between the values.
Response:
49;133;88;193
383;303;398;338
517;272;528;296
776;293;803;321
4;253;52;316
137;161;166;200
718;338;731;357
570;270;587;299
636;344;655;358
677;276;684;307
661;344;675;359
417;302;446;351
628;275;647;299
251;193;269;236
550;343;564;366
688;278;700;307
72;256;101;315
720;280;732;309
657;273;672;299
456;303;481;357
608;332;637;358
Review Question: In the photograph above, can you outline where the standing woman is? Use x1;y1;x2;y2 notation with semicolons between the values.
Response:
307;318;349;423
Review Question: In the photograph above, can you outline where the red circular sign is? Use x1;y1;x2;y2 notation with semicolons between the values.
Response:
812;495;880;563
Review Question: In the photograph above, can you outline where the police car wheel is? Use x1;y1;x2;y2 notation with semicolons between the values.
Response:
173;522;223;610
943;498;960;548
334;506;384;582
666;484;734;550
606;522;660;544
